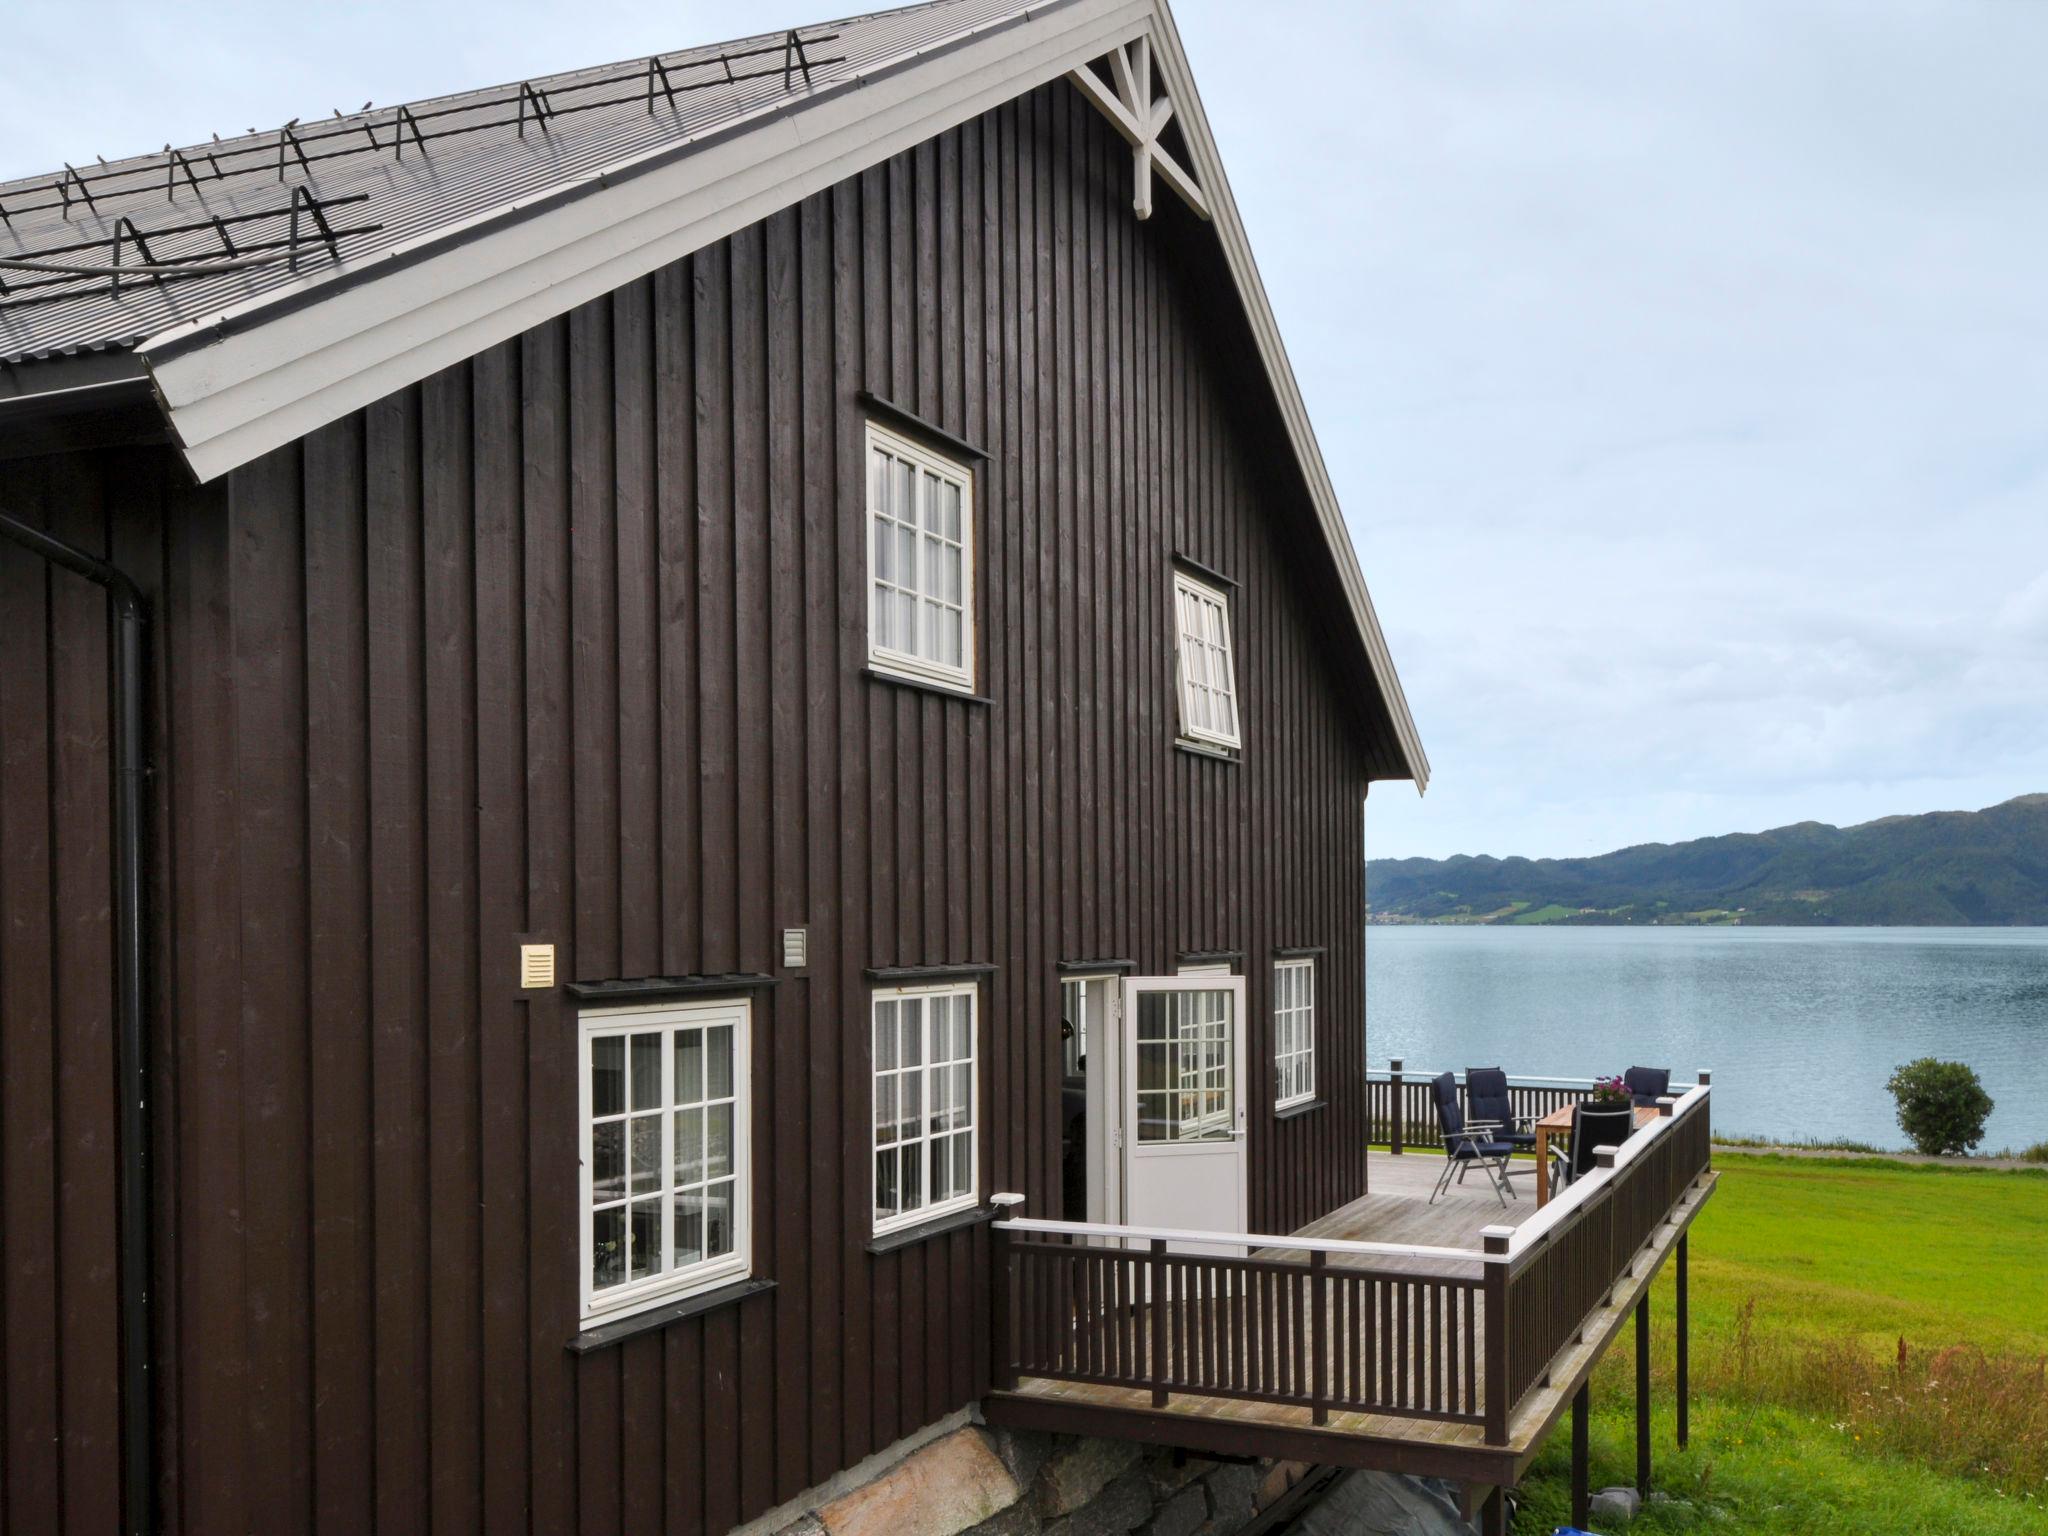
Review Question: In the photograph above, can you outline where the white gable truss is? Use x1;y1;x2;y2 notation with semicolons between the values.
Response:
135;0;1428;790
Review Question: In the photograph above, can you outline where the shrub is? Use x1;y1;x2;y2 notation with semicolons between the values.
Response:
1885;1058;1993;1157
2018;1140;2048;1165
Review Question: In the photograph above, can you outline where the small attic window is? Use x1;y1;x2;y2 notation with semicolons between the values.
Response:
1173;569;1241;750
866;421;976;693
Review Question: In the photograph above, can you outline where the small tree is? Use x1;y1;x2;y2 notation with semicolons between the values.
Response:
1886;1058;1993;1157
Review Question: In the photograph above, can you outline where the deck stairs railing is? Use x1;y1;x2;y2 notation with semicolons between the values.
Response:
993;1077;1712;1445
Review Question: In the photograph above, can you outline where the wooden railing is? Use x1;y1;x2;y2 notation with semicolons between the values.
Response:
1495;1084;1713;1425
998;1227;1487;1427
1366;1064;1702;1152
994;1079;1714;1444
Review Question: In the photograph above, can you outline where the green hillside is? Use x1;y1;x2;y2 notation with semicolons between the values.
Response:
1367;794;2048;925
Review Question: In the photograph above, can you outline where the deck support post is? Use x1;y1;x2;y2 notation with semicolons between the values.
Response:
1676;1234;1690;1449
1572;1381;1590;1528
1389;1059;1404;1153
1149;1238;1169;1408
1309;1249;1329;1425
1635;1292;1652;1496
1478;1484;1508;1536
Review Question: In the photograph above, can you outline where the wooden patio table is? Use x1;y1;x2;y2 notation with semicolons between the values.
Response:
1532;1102;1660;1206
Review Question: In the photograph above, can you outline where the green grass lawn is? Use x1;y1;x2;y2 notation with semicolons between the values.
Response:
1515;1155;2048;1533
1509;903;1578;925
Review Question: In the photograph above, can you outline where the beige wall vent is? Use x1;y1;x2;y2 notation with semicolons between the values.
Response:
782;927;808;969
519;943;556;990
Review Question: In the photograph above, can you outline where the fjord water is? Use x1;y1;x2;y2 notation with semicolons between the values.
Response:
1365;925;2048;1152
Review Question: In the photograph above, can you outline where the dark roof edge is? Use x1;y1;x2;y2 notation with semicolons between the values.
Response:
0;348;151;406
0;353;168;457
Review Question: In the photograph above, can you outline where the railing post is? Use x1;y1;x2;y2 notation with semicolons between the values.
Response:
1149;1238;1169;1408
1310;1249;1329;1425
1389;1059;1404;1155
1481;1226;1512;1445
991;1194;1023;1389
992;1220;1017;1389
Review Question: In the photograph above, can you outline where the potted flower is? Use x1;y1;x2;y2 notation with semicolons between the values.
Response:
1589;1075;1630;1107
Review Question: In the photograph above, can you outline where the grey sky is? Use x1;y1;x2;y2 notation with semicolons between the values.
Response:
7;1;2044;861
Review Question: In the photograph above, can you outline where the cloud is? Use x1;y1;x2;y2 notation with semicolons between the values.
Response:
1169;0;2048;857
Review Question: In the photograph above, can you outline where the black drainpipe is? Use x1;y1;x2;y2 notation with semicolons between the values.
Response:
0;510;155;1536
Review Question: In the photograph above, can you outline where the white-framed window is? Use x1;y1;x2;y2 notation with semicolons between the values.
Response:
579;998;750;1327
1133;987;1235;1142
1273;958;1316;1109
1172;569;1240;749
867;421;975;691
873;982;979;1234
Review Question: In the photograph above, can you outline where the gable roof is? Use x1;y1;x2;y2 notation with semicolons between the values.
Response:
0;0;1428;790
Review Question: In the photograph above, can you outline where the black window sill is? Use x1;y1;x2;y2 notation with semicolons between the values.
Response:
866;1202;1000;1255
1174;738;1239;764
565;974;779;1005
1274;1098;1328;1123
859;390;989;462
1273;946;1326;960
568;1276;776;1353
864;667;991;707
1172;551;1238;591
865;962;996;985
1057;957;1135;976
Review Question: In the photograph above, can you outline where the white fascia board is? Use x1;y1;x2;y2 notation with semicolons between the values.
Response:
1145;1;1429;792
140;0;1150;484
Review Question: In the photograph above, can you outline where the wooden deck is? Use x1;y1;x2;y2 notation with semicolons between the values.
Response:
985;1146;1717;1486
1288;1148;1542;1263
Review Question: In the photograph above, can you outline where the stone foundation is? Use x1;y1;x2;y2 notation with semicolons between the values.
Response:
756;1420;1477;1536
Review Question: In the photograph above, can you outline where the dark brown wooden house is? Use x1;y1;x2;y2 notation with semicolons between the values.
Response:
0;4;1713;1535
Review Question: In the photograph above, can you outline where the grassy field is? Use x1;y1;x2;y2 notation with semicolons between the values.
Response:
1516;1154;2048;1533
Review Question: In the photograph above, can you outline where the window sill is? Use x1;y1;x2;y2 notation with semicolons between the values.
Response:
565;973;779;1004
568;1276;776;1353
866;1202;998;1255
1174;738;1239;764
1273;1097;1327;1122
865;962;996;985
1171;551;1238;591
859;390;989;462
864;667;990;707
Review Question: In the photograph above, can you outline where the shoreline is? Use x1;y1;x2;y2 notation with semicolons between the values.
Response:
1711;1141;2044;1172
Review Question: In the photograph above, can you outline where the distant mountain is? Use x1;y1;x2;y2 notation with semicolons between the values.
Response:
1367;795;2048;926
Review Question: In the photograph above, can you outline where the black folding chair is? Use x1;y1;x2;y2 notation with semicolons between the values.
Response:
1465;1066;1539;1183
1429;1071;1518;1207
1624;1066;1671;1108
1550;1102;1638;1192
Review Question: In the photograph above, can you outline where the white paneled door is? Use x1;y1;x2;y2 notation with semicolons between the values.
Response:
1120;975;1248;1244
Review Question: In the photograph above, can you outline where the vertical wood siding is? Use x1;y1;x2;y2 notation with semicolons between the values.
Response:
0;78;1385;1536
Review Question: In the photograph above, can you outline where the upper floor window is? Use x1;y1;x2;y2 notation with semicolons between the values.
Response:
867;422;975;691
873;983;979;1233
1173;570;1240;749
580;998;751;1326
1273;958;1316;1109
